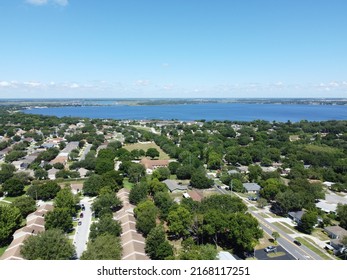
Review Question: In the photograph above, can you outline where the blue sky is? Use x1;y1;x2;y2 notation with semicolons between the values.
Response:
0;0;346;98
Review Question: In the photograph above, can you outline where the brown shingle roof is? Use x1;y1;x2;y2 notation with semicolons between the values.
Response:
140;158;169;170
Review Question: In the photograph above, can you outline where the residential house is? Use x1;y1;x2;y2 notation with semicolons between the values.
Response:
243;183;261;194
114;188;149;260
140;158;169;174
163;179;188;192
187;190;204;202
0;203;53;260
325;226;347;255
288;210;305;224
324;226;347;240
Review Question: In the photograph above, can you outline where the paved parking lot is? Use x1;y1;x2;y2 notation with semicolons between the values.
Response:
255;246;296;260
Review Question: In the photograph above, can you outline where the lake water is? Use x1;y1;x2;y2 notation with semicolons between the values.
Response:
23;103;347;122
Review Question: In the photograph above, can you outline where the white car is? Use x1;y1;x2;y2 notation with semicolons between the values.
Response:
265;246;276;253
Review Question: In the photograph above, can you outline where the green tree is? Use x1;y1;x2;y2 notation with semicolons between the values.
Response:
45;208;73;233
0;205;22;245
179;238;217;260
54;187;77;216
337;204;347;230
128;163;146;183
167;205;192;238
134;200;158;236
3;178;25;197
168;162;180;174
95;158;114;175
34;168;48;180
231;179;245;192
129;182;148;205
80;234;122;260
299;211;318;234
27;181;61;201
146;148;160;159
153;191;175;220
190;171;213;189
257;198;268;208
89;214;122;240
248;165;262;182
0;164;15;184
92;193;122;218
12;196;36;218
145;225;173;260
21;229;76;260
227;212;263;252
83;174;105;196
152;167;171;181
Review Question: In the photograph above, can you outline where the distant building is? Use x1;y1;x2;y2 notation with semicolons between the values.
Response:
288;210;305;224
243;183;261;194
140;158;169;173
187;190;204;202
163;179;188;192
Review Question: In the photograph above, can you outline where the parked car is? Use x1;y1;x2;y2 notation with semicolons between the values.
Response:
265;246;276;253
293;240;301;246
80;212;84;218
78;221;82;226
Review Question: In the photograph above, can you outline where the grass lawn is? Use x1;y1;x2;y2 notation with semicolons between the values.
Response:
312;229;330;241
267;251;286;258
124;142;170;160
0;245;8;257
2;196;19;203
255;232;275;250
272;222;295;234
131;125;155;133
123;178;134;190
258;212;270;219
0;200;11;205
296;237;333;260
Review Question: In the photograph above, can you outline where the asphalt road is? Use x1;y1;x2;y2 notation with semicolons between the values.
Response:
213;185;324;260
79;144;92;161
74;198;92;258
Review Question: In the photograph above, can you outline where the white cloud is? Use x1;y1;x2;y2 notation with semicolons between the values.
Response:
53;0;68;6
135;80;150;86
26;0;68;6
0;81;11;87
26;0;48;5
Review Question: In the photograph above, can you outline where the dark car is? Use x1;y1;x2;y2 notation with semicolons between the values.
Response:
293;240;301;246
78;221;82;226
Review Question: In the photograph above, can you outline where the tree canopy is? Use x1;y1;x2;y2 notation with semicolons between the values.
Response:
21;229;76;260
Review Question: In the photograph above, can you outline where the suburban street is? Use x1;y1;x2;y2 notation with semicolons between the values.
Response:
73;197;92;258
213;184;326;260
79;144;92;161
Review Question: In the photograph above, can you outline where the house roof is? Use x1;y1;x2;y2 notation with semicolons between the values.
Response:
243;183;261;192
14;224;45;237
187;190;203;202
140;158;169;170
163;179;188;192
218;251;237;260
26;216;45;227
288;210;305;221
324;226;347;238
315;201;337;213
50;156;67;165
0;243;25;260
